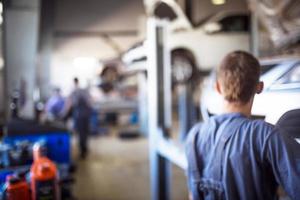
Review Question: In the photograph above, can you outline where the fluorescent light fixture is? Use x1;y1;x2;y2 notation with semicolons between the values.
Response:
212;0;226;5
73;57;98;67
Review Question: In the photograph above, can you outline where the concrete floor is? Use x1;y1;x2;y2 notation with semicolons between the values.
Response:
72;134;189;200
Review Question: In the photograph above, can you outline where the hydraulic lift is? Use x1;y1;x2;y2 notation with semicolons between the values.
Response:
147;19;187;200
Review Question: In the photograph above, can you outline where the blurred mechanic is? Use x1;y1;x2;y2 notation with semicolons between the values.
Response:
64;78;92;159
45;87;65;120
186;51;300;200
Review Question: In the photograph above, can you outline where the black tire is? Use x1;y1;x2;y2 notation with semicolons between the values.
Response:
171;51;198;85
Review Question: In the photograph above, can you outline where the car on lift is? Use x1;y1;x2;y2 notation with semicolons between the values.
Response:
200;57;300;124
122;0;251;83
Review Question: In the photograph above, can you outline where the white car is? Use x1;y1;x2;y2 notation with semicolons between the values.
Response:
200;58;300;124
122;0;250;83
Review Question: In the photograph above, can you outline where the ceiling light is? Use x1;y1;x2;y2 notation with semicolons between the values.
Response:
212;0;226;5
73;57;98;68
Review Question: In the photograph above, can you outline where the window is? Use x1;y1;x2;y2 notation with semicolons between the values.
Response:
269;63;300;91
260;64;277;75
277;64;300;84
218;15;250;32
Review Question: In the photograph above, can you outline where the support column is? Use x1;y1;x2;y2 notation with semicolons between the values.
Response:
148;19;172;200
3;0;40;119
178;83;196;141
251;12;259;57
137;72;148;136
36;0;55;99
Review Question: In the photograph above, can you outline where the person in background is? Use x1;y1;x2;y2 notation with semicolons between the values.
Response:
45;87;65;121
185;51;300;200
64;78;92;159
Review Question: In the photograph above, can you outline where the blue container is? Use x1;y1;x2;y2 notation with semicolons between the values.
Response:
3;132;70;164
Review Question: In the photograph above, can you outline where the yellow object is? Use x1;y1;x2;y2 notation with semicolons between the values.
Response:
212;0;226;5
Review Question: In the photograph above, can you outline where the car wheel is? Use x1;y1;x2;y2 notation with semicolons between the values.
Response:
171;51;197;85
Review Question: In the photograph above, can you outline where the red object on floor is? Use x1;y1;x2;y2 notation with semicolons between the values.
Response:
30;144;60;200
6;175;31;200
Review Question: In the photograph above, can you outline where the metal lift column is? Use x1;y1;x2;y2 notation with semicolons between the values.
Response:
178;83;196;141
147;18;172;200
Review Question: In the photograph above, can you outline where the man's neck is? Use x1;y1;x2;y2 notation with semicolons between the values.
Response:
222;99;253;118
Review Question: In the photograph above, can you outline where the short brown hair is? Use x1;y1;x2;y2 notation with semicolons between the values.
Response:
217;51;260;104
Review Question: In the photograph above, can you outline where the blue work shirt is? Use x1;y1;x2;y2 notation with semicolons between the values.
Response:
186;113;300;200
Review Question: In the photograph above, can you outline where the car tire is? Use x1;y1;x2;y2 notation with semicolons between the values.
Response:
171;50;198;85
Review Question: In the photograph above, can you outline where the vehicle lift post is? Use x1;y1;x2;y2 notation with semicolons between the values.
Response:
137;72;149;136
251;12;259;57
178;83;196;141
147;18;172;200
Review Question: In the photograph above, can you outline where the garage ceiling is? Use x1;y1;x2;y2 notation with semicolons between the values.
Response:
54;0;143;32
53;0;145;60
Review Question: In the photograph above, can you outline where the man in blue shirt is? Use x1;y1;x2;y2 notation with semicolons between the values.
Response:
45;87;65;120
186;51;300;200
64;78;92;159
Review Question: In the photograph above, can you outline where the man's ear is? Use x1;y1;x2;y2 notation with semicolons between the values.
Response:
215;80;222;95
256;81;264;94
